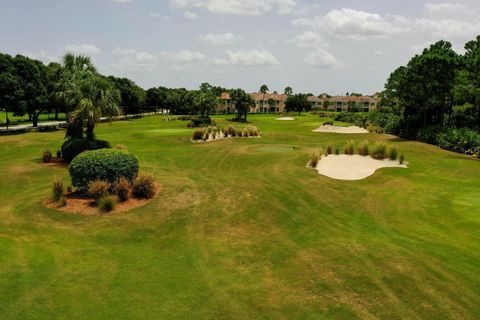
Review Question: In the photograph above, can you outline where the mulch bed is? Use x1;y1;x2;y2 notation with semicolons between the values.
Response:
43;187;159;215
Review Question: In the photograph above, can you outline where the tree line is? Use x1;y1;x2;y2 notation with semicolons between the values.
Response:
381;35;480;135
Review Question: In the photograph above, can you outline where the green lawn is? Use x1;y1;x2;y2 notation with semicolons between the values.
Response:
0;114;479;319
0;111;66;125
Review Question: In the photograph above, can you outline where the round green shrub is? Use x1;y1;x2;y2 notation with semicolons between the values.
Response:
69;149;139;190
61;138;111;163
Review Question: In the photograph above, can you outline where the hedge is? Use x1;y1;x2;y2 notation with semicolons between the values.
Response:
69;149;139;190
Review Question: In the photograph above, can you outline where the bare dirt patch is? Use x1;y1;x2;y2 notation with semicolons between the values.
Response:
312;125;368;134
312;154;407;180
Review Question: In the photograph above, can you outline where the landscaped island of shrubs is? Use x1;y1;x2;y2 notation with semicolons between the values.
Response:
47;148;157;214
192;125;260;142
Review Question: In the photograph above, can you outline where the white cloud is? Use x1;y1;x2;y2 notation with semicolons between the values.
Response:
216;49;280;66
289;31;325;48
184;11;199;19
373;50;384;55
112;47;136;56
425;2;467;13
197;33;241;45
320;9;409;41
110;0;133;3
304;49;343;69
160;50;206;63
170;0;296;16
64;44;101;55
414;18;480;40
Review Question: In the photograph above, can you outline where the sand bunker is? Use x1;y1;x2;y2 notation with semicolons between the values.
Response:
314;154;407;180
276;117;295;121
313;125;368;134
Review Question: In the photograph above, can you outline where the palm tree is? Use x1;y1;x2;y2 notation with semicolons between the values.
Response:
260;84;269;113
231;89;254;122
284;86;293;96
59;54;121;140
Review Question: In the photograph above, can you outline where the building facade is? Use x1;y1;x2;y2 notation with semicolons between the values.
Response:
217;92;380;114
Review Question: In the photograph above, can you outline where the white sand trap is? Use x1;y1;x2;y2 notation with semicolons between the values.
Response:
313;125;368;134
314;154;407;180
276;117;295;121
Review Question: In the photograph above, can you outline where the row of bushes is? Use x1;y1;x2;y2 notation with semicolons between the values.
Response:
192;125;260;141
417;126;480;156
308;141;405;167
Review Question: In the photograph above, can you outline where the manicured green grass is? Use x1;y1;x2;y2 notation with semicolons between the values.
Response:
0;114;479;319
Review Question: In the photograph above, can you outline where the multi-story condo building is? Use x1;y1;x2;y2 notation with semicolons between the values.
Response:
217;92;380;114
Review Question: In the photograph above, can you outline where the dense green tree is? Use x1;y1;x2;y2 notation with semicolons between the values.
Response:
284;86;293;96
383;41;459;130
108;76;146;115
454;35;480;129
230;89;254;122
145;87;167;111
11;55;49;127
0;53;21;127
285;94;310;116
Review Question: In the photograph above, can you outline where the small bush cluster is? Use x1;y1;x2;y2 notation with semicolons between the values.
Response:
307;141;405;165
358;141;369;156
326;144;333;155
309;147;324;167
389;147;398;160
114;177;131;202
192;125;260;141
98;195;117;213
323;121;334;126
132;174;156;199
88;180;110;200
344;140;355;155
52;176;65;203
371;142;387;160
367;125;384;134
43;150;53;163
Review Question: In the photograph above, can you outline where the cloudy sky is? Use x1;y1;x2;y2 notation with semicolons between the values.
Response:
1;0;479;95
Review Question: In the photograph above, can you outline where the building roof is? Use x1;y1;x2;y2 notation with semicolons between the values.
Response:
220;92;288;102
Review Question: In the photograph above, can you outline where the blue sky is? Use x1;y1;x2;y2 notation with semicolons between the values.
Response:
1;0;479;95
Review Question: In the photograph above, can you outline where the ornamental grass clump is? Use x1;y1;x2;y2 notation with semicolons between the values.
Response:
132;174;156;199
114;177;130;202
389;147;398;160
344;140;355;155
309;147;324;168
358;141;370;156
192;130;203;140
371;142;388;160
326;144;333;155
399;154;405;165
88;180;111;200
98;195;117;213
227;126;236;137
52;176;64;202
43;150;53;163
